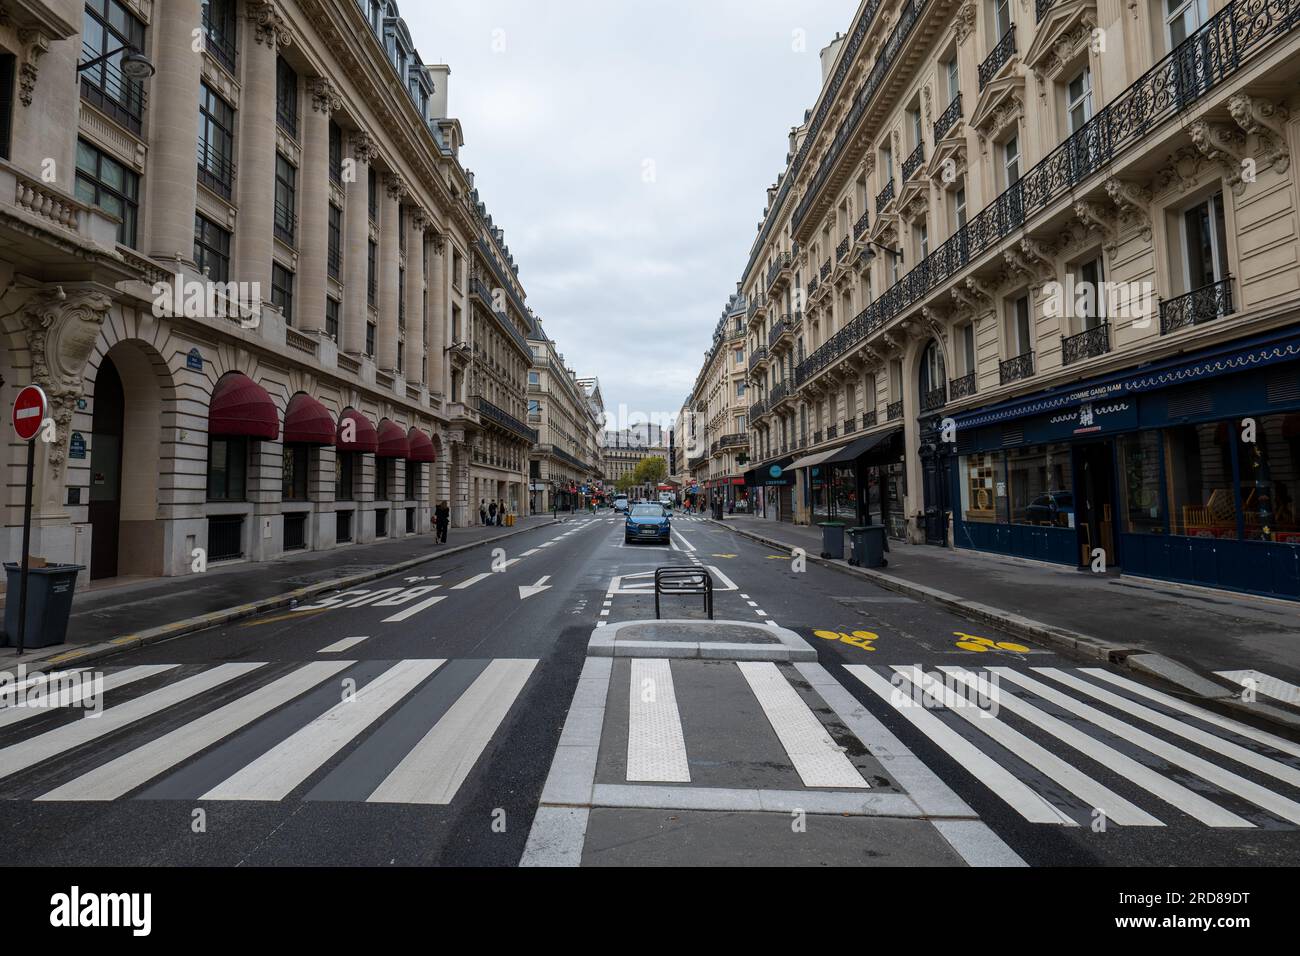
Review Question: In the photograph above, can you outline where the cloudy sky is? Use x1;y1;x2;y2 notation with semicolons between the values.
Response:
402;1;850;426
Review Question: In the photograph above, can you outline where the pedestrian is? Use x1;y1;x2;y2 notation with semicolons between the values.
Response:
497;499;506;526
728;498;735;515
479;499;487;525
488;500;498;526
435;500;450;544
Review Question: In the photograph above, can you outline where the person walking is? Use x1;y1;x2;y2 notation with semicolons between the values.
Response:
488;500;498;526
479;499;487;526
434;500;450;544
496;499;505;526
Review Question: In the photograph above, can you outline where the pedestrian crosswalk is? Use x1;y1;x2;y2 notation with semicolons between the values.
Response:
0;658;537;806
847;664;1300;829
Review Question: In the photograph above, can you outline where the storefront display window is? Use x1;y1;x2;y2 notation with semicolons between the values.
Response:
1118;431;1165;534
960;451;1001;524
1238;414;1300;544
1165;423;1236;538
1008;443;1072;526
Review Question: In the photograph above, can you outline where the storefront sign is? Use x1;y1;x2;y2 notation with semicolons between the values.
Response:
1042;400;1136;440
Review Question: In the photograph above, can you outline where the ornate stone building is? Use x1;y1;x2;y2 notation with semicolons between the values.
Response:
738;0;1300;600
526;319;602;513
686;291;752;506
0;0;534;586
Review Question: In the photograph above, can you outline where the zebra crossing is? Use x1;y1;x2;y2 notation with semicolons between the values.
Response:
848;663;1300;829
0;657;537;806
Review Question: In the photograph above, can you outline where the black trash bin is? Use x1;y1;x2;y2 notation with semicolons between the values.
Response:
847;526;888;568
2;563;85;649
818;521;846;560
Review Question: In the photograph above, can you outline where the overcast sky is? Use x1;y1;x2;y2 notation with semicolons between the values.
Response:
403;1;850;426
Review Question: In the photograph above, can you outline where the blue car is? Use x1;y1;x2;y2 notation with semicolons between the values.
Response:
625;503;671;543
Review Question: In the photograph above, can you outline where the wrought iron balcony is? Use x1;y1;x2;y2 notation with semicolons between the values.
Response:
820;259;832;282
813;430;823;445
807;277;819;298
886;401;904;421
921;384;947;412
791;0;1290;396
875;178;895;213
748;346;768;372
1036;0;1056;20
1160;277;1234;335
836;237;850;262
768;318;791;348
767;252;792;291
979;26;1016;91
475;396;539;443
902;142;925;181
747;296;759;320
770;381;790;406
719;433;748;449
854;211;870;240
841;418;854;434
1062;322;1110;366
949;371;977;400
861;409;877;430
934;92;962;141
999;350;1034;385
749;398;768;421
827;424;839;440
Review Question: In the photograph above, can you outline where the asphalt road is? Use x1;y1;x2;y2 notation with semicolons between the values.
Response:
1;510;1297;867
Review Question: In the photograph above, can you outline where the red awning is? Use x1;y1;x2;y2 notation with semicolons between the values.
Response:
376;419;409;459
283;392;335;445
336;408;378;453
406;428;436;462
209;372;278;440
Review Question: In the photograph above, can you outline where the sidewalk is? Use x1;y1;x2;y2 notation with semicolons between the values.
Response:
713;514;1300;716
0;515;559;666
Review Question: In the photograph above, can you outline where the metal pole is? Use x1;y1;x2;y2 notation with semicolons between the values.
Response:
16;437;35;656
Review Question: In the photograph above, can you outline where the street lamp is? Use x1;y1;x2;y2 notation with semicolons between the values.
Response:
78;47;157;81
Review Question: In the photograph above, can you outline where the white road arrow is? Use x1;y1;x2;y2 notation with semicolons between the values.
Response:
519;575;552;600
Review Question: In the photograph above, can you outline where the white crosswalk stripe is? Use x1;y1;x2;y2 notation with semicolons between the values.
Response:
846;663;1300;828
2;658;538;807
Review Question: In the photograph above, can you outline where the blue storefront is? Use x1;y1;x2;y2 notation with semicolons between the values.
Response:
948;326;1300;600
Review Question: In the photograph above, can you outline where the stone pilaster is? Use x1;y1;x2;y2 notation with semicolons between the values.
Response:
297;78;339;335
426;230;448;398
377;174;405;374
342;131;377;356
406;210;427;384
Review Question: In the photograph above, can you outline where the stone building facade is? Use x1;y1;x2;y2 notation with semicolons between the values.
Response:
527;320;602;513
0;0;535;586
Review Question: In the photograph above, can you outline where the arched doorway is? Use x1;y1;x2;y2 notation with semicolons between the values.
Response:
88;356;124;579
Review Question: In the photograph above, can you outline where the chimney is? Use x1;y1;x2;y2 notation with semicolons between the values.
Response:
819;33;845;85
426;63;451;119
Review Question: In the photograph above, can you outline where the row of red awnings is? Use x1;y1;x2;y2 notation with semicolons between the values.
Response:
208;372;437;462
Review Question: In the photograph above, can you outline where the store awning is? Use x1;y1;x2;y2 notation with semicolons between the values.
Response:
822;428;902;465
336;408;378;453
787;443;849;473
406;428;436;462
209;372;278;440
376;419;410;459
283;392;335;445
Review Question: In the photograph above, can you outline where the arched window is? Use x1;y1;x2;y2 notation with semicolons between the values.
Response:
919;340;946;398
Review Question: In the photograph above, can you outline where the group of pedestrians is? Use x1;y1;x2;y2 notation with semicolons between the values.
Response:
478;498;508;527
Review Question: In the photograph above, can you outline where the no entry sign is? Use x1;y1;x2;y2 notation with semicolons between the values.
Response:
12;384;47;441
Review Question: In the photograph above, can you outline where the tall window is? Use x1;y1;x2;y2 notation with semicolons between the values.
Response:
920;340;946;396
198;82;236;199
283;445;309;501
80;0;147;134
329;120;343;184
75;139;139;248
1066;67;1093;133
327;203;342;279
1009;294;1032;355
336;452;355;501
366;239;379;305
945;58;960;101
953;184;968;231
1166;0;1208;46
1182;191;1229;291
274;154;297;244
201;0;237;73
1075;257;1106;329
368;166;378;222
1003;135;1021;187
0;54;15;161
207;437;247;501
961;322;976;374
993;0;1013;38
193;214;230;282
271;263;294;324
275;56;298;136
365;320;376;357
325;297;340;340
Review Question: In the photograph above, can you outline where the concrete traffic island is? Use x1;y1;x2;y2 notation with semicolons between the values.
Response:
587;618;816;661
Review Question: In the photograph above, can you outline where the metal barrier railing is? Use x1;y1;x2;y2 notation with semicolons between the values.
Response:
654;566;714;620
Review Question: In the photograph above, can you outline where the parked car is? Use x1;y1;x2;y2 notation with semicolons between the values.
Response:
1025;491;1074;527
625;503;671;543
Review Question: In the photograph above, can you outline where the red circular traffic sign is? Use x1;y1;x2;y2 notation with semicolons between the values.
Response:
12;384;48;441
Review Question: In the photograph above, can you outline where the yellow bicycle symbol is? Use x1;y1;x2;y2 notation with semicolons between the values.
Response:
953;631;1029;653
814;629;880;651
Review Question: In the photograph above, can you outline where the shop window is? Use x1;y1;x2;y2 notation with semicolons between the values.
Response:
1007;444;1073;527
207;437;248;501
336;451;355;501
283;444;309;501
961;452;1002;524
1239;414;1300;544
1119;431;1166;534
1165;422;1237;537
377;458;393;500
405;462;419;500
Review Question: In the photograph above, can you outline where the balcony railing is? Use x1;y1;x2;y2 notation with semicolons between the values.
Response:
875;178;895;213
768;317;791;348
861;410;877;430
273;200;297;245
836;237;850;262
999;350;1034;385
934;92;962;141
820;259;832;282
475;396;539;443
770;381;790;405
949;371;977;400
767;252;792;291
813;430;823;445
748;346;768;372
749;398;768;421
1160;277;1235;335
807;277;820;298
979;26;1016;90
886;401;903;421
853;212;870;241
1036;0;1056;20
1062;322;1110;366
921;384;947;412
843;418;855;434
197;141;236;200
902;142;925;181
790;0;1293;394
719;433;748;449
470;275;531;356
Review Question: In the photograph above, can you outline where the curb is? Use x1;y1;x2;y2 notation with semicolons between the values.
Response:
710;519;1300;734
15;519;559;670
